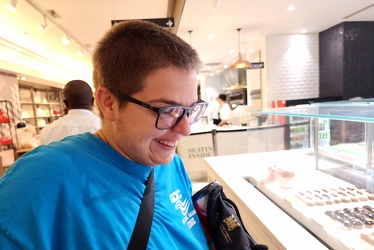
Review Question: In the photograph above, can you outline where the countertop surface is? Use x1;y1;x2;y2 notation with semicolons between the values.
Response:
204;150;333;250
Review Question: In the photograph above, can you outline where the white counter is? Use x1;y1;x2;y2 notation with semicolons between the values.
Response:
203;151;329;249
204;150;374;250
177;124;285;181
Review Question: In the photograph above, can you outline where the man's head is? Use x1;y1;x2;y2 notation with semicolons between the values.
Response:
92;20;202;106
217;94;227;104
63;80;94;110
93;20;206;166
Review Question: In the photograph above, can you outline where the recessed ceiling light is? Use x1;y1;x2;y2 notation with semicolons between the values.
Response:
77;48;84;56
38;15;48;32
208;34;214;40
288;5;295;11
62;34;70;45
6;0;17;12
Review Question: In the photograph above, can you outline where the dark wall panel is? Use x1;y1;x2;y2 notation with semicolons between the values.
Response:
319;23;344;98
319;22;374;100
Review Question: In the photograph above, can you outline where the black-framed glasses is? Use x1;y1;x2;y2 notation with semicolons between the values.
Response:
118;93;208;130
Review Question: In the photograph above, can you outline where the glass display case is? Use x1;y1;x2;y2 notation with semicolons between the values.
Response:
200;100;374;249
243;101;374;249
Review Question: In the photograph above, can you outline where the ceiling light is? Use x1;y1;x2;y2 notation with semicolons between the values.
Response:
38;15;48;32
213;0;222;10
188;30;193;45
77;48;84;57
6;0;17;12
288;5;295;11
230;28;251;69
62;34;70;45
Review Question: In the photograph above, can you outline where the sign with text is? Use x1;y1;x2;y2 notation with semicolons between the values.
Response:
248;62;265;69
111;18;174;28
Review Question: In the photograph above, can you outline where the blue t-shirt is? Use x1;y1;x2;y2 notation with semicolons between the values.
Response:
0;133;208;249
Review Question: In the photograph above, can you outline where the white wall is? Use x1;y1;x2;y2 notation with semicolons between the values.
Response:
265;34;319;107
201;75;222;103
199;75;222;123
201;33;319;110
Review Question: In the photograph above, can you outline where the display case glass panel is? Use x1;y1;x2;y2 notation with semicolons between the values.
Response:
249;102;374;192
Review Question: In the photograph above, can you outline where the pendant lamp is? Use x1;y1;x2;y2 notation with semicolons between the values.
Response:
231;28;251;69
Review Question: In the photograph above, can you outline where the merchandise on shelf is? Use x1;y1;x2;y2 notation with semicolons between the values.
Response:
0;100;17;170
19;85;63;134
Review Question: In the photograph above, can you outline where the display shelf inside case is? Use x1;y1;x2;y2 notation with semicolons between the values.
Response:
252;103;374;122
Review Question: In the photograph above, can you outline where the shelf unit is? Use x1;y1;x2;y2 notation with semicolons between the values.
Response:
0;100;17;175
19;85;63;134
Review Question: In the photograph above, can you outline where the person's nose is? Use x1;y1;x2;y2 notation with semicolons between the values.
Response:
170;114;191;136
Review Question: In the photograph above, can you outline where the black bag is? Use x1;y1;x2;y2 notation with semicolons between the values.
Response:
192;181;268;250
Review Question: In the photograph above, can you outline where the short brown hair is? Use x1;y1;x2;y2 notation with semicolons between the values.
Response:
92;20;202;101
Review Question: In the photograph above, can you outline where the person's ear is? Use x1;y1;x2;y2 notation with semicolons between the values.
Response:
95;87;117;121
63;99;69;108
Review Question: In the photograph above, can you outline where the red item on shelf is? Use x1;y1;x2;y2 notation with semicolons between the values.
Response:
0;116;10;123
0;137;12;145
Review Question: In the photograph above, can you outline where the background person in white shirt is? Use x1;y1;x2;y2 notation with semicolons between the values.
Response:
216;94;231;126
40;80;102;144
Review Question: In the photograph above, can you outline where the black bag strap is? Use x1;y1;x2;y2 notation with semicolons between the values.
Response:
128;168;155;250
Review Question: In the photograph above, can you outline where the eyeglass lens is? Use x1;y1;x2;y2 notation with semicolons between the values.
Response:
156;103;207;129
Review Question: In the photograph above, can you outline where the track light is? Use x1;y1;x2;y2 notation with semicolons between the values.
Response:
230;28;251;69
188;30;193;45
38;15;48;32
6;0;17;12
62;34;70;45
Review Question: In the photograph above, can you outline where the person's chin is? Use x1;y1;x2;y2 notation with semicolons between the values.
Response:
155;153;175;166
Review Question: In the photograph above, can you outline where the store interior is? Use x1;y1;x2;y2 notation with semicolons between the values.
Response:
2;1;374;249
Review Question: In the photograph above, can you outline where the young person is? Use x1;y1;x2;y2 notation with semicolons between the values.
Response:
0;20;209;249
215;94;231;126
40;79;102;145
